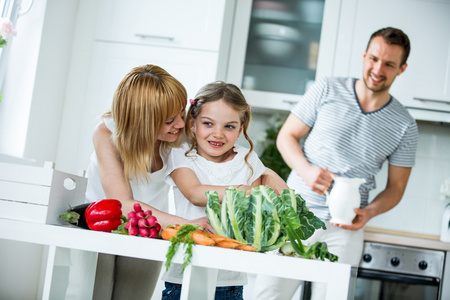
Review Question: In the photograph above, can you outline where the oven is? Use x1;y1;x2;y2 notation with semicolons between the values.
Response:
354;242;446;300
300;241;446;300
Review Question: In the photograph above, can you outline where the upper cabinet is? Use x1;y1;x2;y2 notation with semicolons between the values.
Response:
56;0;236;174
334;0;450;123
225;0;341;111
95;0;227;51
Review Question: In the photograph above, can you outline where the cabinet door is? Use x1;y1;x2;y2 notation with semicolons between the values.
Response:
226;0;342;111
74;42;219;170
334;0;450;117
95;0;226;51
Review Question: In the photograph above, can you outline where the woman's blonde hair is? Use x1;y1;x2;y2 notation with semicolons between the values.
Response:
185;81;254;176
102;64;187;181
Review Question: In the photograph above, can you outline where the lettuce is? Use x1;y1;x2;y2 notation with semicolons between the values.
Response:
206;186;336;261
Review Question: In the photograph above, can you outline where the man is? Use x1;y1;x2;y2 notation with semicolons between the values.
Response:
253;27;418;299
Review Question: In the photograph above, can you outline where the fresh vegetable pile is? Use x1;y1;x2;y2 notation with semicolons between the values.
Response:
205;186;338;261
162;224;256;272
113;203;161;238
59;200;162;239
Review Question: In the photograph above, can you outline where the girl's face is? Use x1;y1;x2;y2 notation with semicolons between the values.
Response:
191;99;243;163
157;107;185;142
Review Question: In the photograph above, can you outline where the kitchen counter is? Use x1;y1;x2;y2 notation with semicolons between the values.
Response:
0;218;352;300
364;227;450;251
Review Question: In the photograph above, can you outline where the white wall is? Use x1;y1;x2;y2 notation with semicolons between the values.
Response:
367;121;450;236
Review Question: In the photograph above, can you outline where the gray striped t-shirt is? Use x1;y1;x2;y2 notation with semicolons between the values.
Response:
287;77;418;220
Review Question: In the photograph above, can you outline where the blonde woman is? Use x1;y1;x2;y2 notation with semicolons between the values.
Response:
85;65;206;300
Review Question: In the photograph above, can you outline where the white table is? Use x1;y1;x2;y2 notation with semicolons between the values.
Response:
0;218;353;299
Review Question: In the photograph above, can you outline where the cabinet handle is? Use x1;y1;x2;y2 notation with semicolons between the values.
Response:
282;100;298;105
135;34;175;41
413;97;450;104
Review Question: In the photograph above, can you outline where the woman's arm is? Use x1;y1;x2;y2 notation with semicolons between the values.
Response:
93;122;193;227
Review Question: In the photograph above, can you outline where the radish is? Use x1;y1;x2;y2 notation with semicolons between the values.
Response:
127;211;136;220
147;216;157;227
128;226;138;236
139;228;149;237
154;223;161;232
144;209;152;217
125;222;131;230
149;227;158;238
136;211;145;219
129;217;138;227
133;203;143;212
138;218;148;228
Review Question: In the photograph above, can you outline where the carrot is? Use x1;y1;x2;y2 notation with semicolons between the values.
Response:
191;230;215;246
235;244;257;252
215;240;241;249
161;225;179;241
207;233;238;244
162;224;256;251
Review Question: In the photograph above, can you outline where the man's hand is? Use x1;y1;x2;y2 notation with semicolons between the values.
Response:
331;207;371;231
303;166;335;195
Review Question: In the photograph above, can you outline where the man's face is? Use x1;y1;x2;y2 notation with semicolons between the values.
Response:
362;36;407;94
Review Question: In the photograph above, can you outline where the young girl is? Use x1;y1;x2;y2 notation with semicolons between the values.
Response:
162;81;266;300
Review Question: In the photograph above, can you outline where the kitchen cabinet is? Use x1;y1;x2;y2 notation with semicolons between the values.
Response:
334;0;450;123
225;0;342;111
57;0;235;174
95;0;226;52
0;218;353;300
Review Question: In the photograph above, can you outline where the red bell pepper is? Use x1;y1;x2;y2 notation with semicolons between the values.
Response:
85;199;123;232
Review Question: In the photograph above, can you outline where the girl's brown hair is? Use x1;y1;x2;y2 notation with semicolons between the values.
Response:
185;81;254;176
102;64;187;181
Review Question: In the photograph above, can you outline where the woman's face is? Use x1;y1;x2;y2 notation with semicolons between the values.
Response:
157;107;185;142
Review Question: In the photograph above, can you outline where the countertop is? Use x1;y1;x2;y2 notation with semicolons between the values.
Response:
0;218;352;300
364;227;450;251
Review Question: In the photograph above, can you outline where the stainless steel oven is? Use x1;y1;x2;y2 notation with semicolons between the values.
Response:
354;242;446;300
300;241;446;300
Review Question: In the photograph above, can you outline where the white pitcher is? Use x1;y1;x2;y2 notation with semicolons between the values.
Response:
326;177;366;225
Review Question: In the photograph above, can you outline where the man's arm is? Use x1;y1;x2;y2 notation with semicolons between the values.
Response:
276;113;334;194
336;164;412;230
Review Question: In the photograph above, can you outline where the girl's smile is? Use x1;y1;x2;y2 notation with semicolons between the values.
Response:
191;99;243;163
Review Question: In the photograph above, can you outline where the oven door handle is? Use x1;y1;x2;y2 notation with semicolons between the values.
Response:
357;269;440;286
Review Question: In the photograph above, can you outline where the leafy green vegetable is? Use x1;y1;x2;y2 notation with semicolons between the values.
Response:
205;186;337;262
281;215;338;262
165;224;200;272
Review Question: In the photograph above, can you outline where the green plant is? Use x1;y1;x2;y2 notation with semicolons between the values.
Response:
259;123;291;181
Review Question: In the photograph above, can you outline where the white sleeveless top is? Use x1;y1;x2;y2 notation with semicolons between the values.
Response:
85;118;170;212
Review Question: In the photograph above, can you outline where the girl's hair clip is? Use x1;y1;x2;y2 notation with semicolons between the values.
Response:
189;98;196;106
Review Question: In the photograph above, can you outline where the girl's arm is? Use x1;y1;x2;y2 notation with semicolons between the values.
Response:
170;167;252;207
93;122;204;228
261;168;289;194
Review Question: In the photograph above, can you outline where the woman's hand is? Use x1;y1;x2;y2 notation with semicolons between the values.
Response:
187;216;214;233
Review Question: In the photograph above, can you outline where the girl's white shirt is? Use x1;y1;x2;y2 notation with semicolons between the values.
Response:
84;118;170;212
165;142;266;219
162;142;266;286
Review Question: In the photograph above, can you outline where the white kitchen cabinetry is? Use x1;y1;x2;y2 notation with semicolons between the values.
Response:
226;0;342;111
57;0;234;174
334;0;450;123
95;0;226;52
